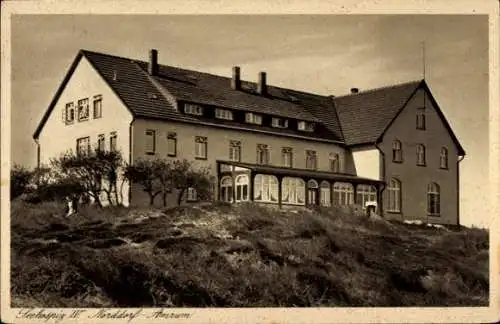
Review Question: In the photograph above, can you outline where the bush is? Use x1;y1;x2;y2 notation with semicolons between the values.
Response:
11;165;32;199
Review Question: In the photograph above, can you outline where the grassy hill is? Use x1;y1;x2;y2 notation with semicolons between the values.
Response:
11;200;489;307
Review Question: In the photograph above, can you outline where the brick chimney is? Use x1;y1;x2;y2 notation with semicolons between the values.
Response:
350;87;359;94
148;49;158;76
257;71;267;95
231;66;241;90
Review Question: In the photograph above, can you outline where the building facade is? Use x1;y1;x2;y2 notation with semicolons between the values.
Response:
33;49;465;225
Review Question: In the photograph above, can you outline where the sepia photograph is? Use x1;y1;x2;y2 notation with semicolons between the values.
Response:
1;1;498;323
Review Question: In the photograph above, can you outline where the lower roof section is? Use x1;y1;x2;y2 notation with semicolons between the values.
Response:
216;160;383;186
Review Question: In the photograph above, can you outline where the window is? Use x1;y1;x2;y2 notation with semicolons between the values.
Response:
282;147;293;168
167;132;177;157
195;136;208;159
64;102;75;124
392;140;403;163
356;184;377;209
298;121;315;132
229;140;241;162
333;182;354;205
220;176;233;202
281;177;305;205
416;144;426;166
427;182;440;216
320;181;331;206
440;147;448;169
185;103;203;116
329;153;339;172
76;137;90;156
307;180;319;205
254;174;279;202
256;144;269;164
272;117;288;128
235;174;249;202
110;132;117;152
77;98;90;121
245;112;263;125
187;187;198;202
97;134;105;152
93;95;102;119
386;178;401;213
416;109;426;130
145;130;156;154
215;108;233;120
306;150;317;170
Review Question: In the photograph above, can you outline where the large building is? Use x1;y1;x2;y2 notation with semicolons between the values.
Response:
33;49;465;225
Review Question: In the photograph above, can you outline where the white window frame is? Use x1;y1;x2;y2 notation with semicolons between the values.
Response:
97;134;105;152
235;174;249;202
333;182;354;205
229;140;241;162
215;108;234;120
356;184;377;209
298;121;314;132
306;150;317;170
220;176;233;202
109;132;117;152
145;130;156;155
185;103;203;116
386;178;401;213
272;117;289;128
256;144;269;164
393;140;403;163
320;181;331;206
282;147;293;168
329;153;339;172
167;132;177;157
93;95;102;119
427;182;440;216
76;136;90;156
254;174;279;203
64;102;75;124
245;112;263;125
281;177;306;205
195;136;208;159
77;98;90;121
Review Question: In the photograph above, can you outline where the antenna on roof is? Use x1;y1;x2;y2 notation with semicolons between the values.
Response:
421;41;426;80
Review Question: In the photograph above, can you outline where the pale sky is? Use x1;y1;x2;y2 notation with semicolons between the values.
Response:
11;15;489;227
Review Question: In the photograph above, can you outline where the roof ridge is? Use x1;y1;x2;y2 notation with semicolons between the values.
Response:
333;79;424;98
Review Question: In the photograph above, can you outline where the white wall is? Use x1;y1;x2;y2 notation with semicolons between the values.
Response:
352;147;380;180
37;56;133;205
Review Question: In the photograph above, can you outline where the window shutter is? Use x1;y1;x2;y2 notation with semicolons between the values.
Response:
62;106;66;123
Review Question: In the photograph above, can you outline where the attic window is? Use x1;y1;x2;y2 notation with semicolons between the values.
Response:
298;121;314;132
215;108;233;120
272;117;288;128
245;112;262;125
184;103;203;116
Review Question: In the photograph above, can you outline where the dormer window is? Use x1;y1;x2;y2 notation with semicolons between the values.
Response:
298;121;314;132
272;117;288;128
184;103;203;116
215;108;233;120
245;112;263;125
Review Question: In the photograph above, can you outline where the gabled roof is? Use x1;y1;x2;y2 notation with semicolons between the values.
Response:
333;80;465;155
333;80;422;146
32;49;464;156
33;50;343;142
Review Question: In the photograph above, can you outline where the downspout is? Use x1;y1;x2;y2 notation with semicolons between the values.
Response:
457;154;465;226
34;138;41;169
374;140;386;216
128;119;134;206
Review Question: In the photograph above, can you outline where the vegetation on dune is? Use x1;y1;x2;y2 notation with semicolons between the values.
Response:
10;200;489;308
